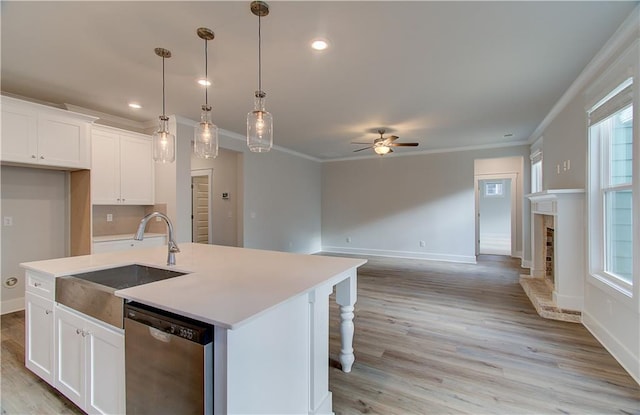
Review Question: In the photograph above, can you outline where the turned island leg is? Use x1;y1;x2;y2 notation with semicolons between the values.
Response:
335;271;357;373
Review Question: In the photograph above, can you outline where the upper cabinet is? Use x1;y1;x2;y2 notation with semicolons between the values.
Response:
91;125;154;205
1;96;96;169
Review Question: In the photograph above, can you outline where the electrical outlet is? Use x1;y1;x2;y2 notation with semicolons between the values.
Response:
3;217;13;226
3;276;18;288
419;240;426;247
346;237;351;243
106;214;113;222
156;216;162;222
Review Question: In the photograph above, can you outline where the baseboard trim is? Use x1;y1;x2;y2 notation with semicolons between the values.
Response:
321;246;477;264
582;309;640;385
1;297;25;315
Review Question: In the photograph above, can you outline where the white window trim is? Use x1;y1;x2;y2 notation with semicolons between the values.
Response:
586;41;638;309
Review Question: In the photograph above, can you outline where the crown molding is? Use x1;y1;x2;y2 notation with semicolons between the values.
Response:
526;5;640;144
64;104;147;132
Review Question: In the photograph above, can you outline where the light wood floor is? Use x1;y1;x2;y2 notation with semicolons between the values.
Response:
2;255;639;414
327;254;639;414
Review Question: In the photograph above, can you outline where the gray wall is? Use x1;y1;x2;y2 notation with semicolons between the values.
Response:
1;166;69;313
322;146;529;263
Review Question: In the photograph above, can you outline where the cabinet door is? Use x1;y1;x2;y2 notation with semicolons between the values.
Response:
91;130;121;204
119;133;154;205
1;103;38;163
55;305;86;410
85;319;125;415
25;292;55;385
38;113;90;169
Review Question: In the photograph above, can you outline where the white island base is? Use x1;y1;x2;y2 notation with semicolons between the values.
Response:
213;270;358;414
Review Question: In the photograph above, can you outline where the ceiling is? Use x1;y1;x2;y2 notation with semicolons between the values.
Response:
1;1;636;160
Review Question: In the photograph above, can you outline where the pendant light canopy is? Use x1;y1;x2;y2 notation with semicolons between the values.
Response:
247;1;273;153
194;27;219;159
152;47;176;163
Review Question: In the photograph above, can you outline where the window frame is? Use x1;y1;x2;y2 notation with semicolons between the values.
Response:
587;77;635;300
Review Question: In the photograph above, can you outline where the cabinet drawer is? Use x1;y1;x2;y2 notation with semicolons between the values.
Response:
26;271;55;300
92;237;166;254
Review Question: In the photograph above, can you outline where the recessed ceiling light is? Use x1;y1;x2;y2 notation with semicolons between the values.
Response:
128;103;142;109
311;39;329;51
198;79;211;86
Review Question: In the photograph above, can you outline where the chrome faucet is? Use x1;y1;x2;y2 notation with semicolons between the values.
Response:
135;212;180;266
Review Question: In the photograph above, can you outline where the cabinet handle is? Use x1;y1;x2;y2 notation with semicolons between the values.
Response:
33;282;41;287
40;156;45;159
81;330;90;338
31;155;37;159
45;309;52;315
76;328;82;335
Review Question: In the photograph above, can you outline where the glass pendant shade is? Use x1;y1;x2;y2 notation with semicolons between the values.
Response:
194;105;219;159
247;91;273;152
152;116;176;163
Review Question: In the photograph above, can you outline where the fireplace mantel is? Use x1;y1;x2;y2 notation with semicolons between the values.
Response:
527;189;585;313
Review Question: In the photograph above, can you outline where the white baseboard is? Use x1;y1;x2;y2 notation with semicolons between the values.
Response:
321;246;477;264
582;310;639;385
1;297;24;315
521;259;532;269
513;250;523;259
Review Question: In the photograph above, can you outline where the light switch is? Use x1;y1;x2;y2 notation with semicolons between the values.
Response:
106;214;113;222
3;217;13;226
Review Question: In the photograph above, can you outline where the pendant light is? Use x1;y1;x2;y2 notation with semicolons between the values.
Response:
247;1;273;153
152;48;176;163
194;27;219;159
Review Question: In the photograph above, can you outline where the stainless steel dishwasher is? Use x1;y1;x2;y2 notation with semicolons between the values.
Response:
124;302;213;415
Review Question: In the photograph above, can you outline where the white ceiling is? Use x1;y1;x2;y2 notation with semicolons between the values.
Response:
1;1;636;160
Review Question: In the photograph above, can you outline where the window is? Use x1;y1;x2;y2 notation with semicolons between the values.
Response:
484;181;504;197
588;78;634;292
531;154;543;194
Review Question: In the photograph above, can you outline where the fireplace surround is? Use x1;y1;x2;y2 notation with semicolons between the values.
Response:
522;189;585;321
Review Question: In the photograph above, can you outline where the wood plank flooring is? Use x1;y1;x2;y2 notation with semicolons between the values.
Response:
327;254;639;414
1;254;638;414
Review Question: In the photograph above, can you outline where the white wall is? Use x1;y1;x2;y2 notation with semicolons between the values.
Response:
1;166;69;313
191;148;240;247
176;122;322;254
532;9;639;383
322;146;529;263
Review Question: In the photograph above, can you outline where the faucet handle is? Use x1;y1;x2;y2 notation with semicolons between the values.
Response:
168;241;180;253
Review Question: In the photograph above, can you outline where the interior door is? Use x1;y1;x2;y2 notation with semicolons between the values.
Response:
191;175;210;244
478;178;512;255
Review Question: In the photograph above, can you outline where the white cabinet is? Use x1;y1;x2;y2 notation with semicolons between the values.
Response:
91;126;154;205
55;305;125;415
25;291;55;385
92;235;166;254
1;96;95;169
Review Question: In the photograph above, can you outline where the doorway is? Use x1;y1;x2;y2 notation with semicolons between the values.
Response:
191;169;212;244
475;173;517;256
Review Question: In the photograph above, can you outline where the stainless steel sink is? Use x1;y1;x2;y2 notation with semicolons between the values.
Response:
56;265;186;329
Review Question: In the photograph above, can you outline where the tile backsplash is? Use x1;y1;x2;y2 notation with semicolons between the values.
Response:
93;204;167;236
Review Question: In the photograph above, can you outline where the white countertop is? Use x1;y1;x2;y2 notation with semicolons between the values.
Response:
93;233;165;242
21;243;366;329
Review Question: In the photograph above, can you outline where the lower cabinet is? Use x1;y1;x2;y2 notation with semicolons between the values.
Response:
25;292;55;385
55;305;125;415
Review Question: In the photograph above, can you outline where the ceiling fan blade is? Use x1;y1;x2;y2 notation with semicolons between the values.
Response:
389;142;419;147
387;135;399;142
350;142;372;145
353;146;373;152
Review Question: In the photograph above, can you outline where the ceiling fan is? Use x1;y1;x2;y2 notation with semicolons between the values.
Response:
352;129;419;155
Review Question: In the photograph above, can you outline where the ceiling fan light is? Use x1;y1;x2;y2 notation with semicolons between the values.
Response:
374;145;391;155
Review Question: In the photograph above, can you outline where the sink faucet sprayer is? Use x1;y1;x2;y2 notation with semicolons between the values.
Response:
135;212;180;266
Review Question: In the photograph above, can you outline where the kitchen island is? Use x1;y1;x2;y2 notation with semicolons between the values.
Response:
21;243;366;414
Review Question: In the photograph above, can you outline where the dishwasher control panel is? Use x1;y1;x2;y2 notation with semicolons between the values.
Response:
125;302;213;344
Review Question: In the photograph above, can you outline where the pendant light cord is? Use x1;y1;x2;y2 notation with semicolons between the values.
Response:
258;12;262;93
204;38;209;107
162;56;166;117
